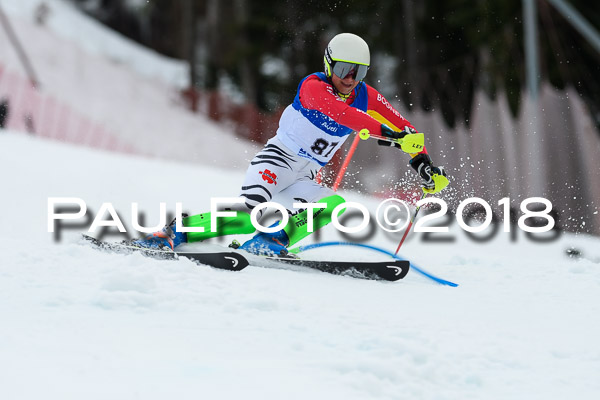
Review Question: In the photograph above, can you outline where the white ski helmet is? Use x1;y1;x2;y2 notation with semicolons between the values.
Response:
324;33;370;81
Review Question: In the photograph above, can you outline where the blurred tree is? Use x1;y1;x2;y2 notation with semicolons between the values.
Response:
67;0;600;128
70;0;146;44
538;0;600;126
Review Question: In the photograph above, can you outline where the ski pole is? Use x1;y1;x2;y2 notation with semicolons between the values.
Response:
332;133;361;191
358;128;425;153
395;191;428;255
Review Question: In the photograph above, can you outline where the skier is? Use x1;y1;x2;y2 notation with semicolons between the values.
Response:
133;33;449;256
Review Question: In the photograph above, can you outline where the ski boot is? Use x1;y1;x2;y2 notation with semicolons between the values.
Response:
130;215;187;251
239;226;290;257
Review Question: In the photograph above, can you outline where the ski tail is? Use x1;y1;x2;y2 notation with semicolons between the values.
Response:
81;235;249;271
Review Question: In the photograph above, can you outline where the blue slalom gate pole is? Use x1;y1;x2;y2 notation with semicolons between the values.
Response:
294;241;458;287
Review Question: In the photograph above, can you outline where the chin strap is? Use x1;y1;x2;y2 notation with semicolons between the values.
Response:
329;77;354;100
334;87;351;100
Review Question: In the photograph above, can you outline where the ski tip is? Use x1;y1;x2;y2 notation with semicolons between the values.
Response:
177;252;249;271
376;260;410;281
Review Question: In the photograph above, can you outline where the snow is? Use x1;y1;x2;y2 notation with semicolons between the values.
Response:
2;131;600;400
1;1;599;399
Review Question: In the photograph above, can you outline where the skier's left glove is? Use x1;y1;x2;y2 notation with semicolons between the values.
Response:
377;125;416;148
409;153;449;194
378;125;425;153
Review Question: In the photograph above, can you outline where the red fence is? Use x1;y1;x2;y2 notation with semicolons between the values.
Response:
0;64;134;154
0;62;281;157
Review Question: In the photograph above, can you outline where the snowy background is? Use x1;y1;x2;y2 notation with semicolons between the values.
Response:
1;1;600;399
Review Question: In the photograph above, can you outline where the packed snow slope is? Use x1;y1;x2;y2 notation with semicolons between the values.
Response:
1;131;599;400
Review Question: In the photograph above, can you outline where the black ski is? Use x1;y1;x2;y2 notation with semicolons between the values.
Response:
82;235;248;271
265;257;410;281
82;235;408;280
178;251;248;271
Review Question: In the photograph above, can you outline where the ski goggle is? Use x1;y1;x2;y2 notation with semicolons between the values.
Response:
332;61;369;81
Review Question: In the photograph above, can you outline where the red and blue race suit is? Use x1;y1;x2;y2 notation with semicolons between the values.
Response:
275;72;423;166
